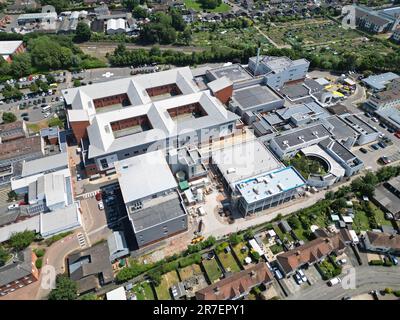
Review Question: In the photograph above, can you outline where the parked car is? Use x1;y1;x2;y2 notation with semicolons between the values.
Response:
98;201;104;210
273;268;283;280
364;112;372;118
76;173;82;181
379;156;391;165
388;127;396;133
378;141;387;148
297;269;307;282
395;132;400;139
337;258;347;266
371;117;379;123
389;255;398;265
371;144;380;150
379;123;388;129
22;117;29;122
360;147;368;154
8;203;19;210
294;273;303;285
327;277;341;286
20;112;28;117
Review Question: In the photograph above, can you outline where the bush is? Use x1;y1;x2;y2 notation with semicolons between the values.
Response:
179;253;201;268
215;242;229;254
2;112;17;124
116;261;152;283
34;248;46;258
35;258;43;269
7;191;18;202
48;275;77;300
369;259;384;266
9;230;36;251
228;233;242;246
249;249;260;262
384;287;393;294
383;259;393;267
148;269;162;286
44;231;73;246
393;290;400;297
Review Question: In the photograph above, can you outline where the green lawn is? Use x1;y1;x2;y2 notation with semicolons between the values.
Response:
371;203;392;227
353;210;371;233
202;258;223;283
269;243;284;255
273;225;294;243
132;281;155;300
184;0;230;13
154;270;180;300
232;242;249;267
217;250;241;273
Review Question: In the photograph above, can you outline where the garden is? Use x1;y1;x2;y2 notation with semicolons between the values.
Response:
131;281;156;300
318;256;342;280
183;0;230;13
202;257;223;283
178;263;203;281
231;242;250;267
217;249;241;273
154;270;180;300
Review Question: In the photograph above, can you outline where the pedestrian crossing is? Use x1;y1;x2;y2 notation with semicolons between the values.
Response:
77;233;87;248
81;191;97;199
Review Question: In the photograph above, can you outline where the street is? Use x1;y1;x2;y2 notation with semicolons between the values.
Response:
287;266;400;300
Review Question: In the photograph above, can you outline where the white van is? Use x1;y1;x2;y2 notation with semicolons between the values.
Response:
327;277;341;286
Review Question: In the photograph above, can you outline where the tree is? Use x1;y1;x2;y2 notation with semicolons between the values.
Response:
198;0;222;9
148;269;162;286
74;22;91;43
170;9;186;32
0;246;10;267
9;230;36;251
2;112;17;123
228;233;242;246
48;275;77;300
73;79;81;87
180;27;192;45
132;6;148;19
10;53;32;78
288;215;301;229
48;117;64;128
122;0;139;11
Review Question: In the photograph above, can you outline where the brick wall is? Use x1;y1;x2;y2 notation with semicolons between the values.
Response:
70;120;90;142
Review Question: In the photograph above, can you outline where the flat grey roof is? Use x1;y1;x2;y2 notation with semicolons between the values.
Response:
207;64;252;82
212;139;282;186
0;248;32;287
129;193;186;232
362;72;399;91
21;152;68;178
322;116;358;140
262;113;283;126
276;102;329;121
373;185;400;215
342;114;377;135
232;85;282;110
319;138;356;162
281;83;309;100
273;124;331;150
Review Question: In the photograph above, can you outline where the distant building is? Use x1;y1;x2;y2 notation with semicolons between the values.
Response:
106;18;126;34
353;5;400;34
248;55;310;90
0;248;39;297
17;5;57;26
362;72;400;92
392;29;400;43
67;242;114;294
372;177;400;220
195;262;273;300
0;41;25;63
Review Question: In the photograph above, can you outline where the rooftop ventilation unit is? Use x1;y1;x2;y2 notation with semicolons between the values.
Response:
227;168;236;174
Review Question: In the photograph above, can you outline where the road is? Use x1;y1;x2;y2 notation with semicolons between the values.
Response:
287;266;400;300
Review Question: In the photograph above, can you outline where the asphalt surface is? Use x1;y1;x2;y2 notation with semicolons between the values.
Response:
287;266;400;300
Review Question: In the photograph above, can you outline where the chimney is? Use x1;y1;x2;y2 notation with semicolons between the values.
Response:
250;270;257;278
296;251;301;256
